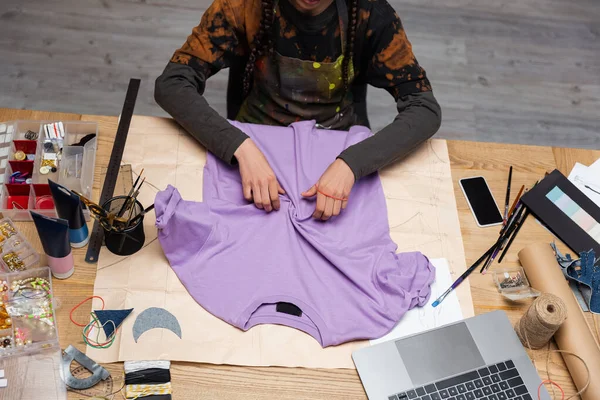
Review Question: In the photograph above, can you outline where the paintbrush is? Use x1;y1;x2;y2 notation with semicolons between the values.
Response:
498;209;530;263
117;169;144;217
433;239;502;307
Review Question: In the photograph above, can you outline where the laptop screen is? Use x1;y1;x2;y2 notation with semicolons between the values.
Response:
395;322;485;386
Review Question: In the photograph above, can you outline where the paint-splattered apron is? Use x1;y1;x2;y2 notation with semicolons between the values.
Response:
236;0;356;129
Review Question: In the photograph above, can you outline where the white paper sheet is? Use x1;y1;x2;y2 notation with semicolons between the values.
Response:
370;258;463;345
567;162;600;208
589;157;600;174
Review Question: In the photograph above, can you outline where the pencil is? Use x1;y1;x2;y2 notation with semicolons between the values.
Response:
503;166;513;224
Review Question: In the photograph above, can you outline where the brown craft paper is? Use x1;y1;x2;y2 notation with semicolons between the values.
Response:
519;243;600;399
87;116;473;368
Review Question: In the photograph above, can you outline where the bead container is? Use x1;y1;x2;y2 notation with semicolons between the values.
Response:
0;218;39;272
0;120;97;221
0;267;58;358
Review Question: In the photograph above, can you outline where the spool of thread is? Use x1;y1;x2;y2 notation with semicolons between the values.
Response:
515;293;567;349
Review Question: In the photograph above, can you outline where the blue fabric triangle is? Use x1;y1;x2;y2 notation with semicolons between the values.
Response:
94;308;134;338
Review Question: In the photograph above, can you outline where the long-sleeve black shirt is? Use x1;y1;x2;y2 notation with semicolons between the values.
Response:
155;0;442;180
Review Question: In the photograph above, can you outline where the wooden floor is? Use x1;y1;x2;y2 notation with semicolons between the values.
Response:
0;0;599;149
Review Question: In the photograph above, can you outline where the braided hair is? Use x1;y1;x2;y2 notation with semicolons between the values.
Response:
341;0;358;97
242;0;360;100
242;0;276;96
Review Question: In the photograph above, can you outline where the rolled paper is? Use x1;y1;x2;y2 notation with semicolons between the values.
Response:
519;243;600;399
30;211;74;279
48;179;89;248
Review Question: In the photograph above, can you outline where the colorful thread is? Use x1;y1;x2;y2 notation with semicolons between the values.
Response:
125;382;172;399
70;296;105;327
124;360;171;374
70;296;123;349
82;313;117;348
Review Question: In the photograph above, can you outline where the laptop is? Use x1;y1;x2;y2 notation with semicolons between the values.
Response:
353;311;549;400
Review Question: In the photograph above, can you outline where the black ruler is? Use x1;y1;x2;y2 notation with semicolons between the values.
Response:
85;78;141;263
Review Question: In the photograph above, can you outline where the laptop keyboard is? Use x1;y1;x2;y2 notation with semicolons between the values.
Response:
389;360;532;400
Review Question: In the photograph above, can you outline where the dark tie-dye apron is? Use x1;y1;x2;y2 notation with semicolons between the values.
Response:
236;0;357;129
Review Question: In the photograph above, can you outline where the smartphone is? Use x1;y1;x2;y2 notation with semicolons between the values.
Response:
459;176;503;227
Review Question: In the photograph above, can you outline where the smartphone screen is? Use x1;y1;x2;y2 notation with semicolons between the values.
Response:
460;177;503;227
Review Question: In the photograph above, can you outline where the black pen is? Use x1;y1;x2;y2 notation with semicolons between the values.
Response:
503;166;513;224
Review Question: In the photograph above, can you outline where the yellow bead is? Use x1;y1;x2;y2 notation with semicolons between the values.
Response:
336;107;341;113
329;83;335;90
313;62;321;69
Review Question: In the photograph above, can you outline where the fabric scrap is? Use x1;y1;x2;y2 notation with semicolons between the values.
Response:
132;308;182;343
94;308;134;338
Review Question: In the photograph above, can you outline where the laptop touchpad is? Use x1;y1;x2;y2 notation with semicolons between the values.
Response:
395;322;485;386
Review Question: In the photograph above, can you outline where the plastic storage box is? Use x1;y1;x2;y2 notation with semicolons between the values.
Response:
0;267;66;399
0;120;97;221
0;218;40;272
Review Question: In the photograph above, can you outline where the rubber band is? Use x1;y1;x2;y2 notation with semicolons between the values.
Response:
70;296;105;327
538;380;564;400
314;184;348;202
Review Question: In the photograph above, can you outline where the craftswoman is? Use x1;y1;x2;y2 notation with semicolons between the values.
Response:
155;0;441;220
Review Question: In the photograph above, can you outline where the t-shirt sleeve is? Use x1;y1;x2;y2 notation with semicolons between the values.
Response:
170;0;246;77
365;3;432;100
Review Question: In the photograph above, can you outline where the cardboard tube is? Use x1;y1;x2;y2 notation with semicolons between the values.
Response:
519;243;600;399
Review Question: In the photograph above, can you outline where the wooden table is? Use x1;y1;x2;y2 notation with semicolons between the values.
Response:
1;107;599;400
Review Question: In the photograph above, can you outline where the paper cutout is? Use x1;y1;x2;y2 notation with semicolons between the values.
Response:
94;308;134;338
132;307;182;343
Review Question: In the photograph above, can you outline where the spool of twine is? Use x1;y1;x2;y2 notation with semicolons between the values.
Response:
515;293;567;349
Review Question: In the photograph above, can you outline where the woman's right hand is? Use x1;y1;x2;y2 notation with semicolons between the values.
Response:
234;138;285;212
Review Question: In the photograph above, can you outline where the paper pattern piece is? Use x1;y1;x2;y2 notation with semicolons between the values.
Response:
94;308;134;338
568;162;600;208
132;307;182;343
370;258;464;345
88;116;472;369
589;157;600;174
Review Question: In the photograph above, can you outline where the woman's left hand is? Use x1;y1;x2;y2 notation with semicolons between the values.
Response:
302;159;355;221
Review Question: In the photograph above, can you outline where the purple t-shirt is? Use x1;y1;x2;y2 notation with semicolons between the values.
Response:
155;120;435;347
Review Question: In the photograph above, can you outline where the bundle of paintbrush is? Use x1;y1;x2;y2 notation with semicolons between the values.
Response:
117;169;146;225
71;191;129;232
480;182;535;274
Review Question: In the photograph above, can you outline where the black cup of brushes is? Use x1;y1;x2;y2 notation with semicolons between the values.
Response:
102;195;145;256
